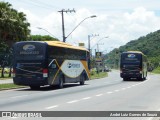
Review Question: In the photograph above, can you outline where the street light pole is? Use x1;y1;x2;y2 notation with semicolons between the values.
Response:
88;35;91;70
37;27;57;39
65;15;97;41
91;36;109;50
62;11;66;42
88;35;91;53
59;13;96;42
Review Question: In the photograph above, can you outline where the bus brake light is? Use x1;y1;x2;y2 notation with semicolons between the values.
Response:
43;69;48;77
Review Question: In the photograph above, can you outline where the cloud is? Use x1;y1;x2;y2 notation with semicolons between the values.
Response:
96;7;160;51
18;7;160;52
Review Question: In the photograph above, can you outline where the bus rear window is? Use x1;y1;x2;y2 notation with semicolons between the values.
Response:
121;53;141;63
13;42;46;60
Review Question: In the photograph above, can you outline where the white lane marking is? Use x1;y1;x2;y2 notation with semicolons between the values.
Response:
122;88;126;90
11;95;29;99
107;91;113;94
67;100;79;104
104;80;120;84
12;117;21;119
105;81;148;95
134;83;140;86
82;97;91;100
95;94;103;97
43;79;149;110
45;105;59;109
132;84;136;87
114;89;120;92
127;86;131;89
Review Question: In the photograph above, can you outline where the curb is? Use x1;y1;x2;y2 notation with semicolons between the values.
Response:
0;86;27;91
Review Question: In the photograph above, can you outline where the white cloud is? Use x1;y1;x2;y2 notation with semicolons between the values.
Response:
18;7;160;52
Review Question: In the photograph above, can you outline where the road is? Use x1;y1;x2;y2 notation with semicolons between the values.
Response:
0;70;160;120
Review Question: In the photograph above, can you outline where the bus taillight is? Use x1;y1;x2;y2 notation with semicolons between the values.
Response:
43;69;48;77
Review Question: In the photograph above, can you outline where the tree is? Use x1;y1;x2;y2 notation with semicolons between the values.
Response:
0;1;30;77
105;29;160;70
0;1;30;49
30;35;59;41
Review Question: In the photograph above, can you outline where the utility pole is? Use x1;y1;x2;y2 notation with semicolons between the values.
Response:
58;9;75;42
88;34;99;70
88;34;99;54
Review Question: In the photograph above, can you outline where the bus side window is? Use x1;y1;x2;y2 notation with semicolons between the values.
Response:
52;64;56;69
49;64;56;69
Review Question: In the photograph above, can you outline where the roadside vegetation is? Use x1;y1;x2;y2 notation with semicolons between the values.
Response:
0;67;12;78
0;2;58;79
152;67;160;74
90;69;108;79
105;30;160;70
0;83;25;90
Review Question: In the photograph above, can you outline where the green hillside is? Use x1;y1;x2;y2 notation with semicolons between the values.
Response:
105;30;160;70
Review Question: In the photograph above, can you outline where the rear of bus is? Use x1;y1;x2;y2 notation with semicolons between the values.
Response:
120;52;143;80
13;41;48;88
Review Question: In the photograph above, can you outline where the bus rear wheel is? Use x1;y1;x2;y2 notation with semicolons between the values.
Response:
123;78;128;81
80;75;85;85
30;86;40;90
141;72;145;81
59;76;64;89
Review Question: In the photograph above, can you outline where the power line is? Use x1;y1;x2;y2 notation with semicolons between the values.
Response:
11;0;60;10
35;0;60;9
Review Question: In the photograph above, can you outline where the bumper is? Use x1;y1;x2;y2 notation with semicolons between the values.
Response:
121;72;142;79
13;77;48;86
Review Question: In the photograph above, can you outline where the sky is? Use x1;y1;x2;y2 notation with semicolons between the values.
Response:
3;0;160;54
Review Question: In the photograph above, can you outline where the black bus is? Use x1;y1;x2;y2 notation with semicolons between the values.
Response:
12;41;90;89
120;51;147;81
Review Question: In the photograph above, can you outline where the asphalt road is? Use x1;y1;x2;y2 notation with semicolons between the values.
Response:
0;70;160;120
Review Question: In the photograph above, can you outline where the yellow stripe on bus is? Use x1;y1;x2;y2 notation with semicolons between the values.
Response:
81;60;90;79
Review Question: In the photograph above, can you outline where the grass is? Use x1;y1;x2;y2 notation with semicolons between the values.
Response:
152;67;160;74
91;72;108;79
0;73;25;90
90;69;108;79
0;83;25;90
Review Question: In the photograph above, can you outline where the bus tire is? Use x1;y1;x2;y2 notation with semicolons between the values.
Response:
139;76;144;81
30;86;40;90
59;76;64;89
80;75;85;85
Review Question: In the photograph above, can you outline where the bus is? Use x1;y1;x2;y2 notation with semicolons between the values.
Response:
12;41;90;89
120;51;147;81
